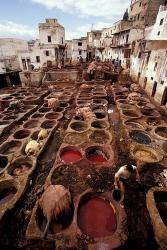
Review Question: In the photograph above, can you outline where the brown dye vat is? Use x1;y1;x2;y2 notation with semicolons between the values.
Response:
141;109;160;118
146;118;161;127
59;102;69;108
38;107;51;113
122;110;140;118
91;120;108;129
129;130;151;144
117;99;128;104
0;186;17;205
93;99;108;106
86;146;109;163
23;120;39;129
3;115;18;120
0;155;8;172
41;120;56;129
54;107;64;113
31;130;40;140
64;132;89;145
154;191;167;227
89;130;110;144
119;104;135;110
73;114;85;121
155;127;167;140
95;112;106;119
124;121;144;130
2;97;13;100
70;121;88;132
31;113;44;119
36;202;74;234
45;112;62;120
77;196;117;238
14;129;31;140
0;141;21;155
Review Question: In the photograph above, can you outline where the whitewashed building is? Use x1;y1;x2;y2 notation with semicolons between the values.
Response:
18;19;65;70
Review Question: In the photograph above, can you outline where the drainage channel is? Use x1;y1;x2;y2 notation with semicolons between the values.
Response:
0;89;78;249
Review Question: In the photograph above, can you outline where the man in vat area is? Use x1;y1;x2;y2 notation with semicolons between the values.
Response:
114;164;140;205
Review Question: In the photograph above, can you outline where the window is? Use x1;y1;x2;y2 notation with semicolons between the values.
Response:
138;52;142;58
22;59;27;70
160;18;164;26
154;62;158;71
151;77;154;80
48;36;51;42
79;51;82;55
160;80;164;85
78;42;82;46
46;50;49;56
62;37;64;44
139;2;141;6
158;31;161;36
36;56;40;63
137;14;140;20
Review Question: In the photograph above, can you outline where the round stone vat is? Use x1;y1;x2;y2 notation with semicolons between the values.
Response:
36;196;74;235
3;115;18;120
85;146;110;163
41;120;56;129
38;107;51;113
121;110;141;119
64;132;89;145
23;119;39;129
154;191;167;227
2;96;13;100
0;141;22;155
141;109;160;118
73;114;85;121
89;130;111;144
59;102;69;108
8;157;33;176
124;120;145;130
117;99;128;105
0;155;8;173
146;117;162;127
14;129;31;140
45;112;63;120
0;180;17;206
93;99;108;106
154;126;167;141
54;107;65;113
77;194;117;238
60;146;82;164
31;113;44;119
0;121;10;129
131;145;163;163
91;120;108;130
94;111;106;120
119;104;135;110
70;121;88;133
129;130;151;145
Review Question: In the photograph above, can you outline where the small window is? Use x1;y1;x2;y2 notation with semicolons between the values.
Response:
48;36;51;43
161;80;164;85
79;51;82;55
62;37;63;44
157;31;161;36
138;52;142;58
160;18;164;26
78;42;82;46
151;77;154;80
46;50;49;56
139;2;142;6
36;56;40;63
154;62;158;71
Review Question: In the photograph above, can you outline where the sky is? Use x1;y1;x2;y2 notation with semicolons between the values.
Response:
0;0;131;40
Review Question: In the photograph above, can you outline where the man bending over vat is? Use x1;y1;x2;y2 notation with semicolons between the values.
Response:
114;164;140;205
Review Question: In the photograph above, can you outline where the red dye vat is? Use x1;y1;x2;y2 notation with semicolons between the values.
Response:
0;187;17;205
78;197;117;238
61;150;82;163
88;154;107;163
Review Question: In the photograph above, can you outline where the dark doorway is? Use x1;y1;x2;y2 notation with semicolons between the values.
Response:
143;77;147;89
161;87;167;105
152;81;157;97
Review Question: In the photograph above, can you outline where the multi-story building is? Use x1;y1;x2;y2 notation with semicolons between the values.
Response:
18;18;65;70
130;4;167;106
70;37;87;62
87;30;102;60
